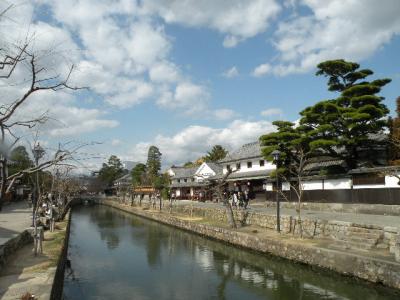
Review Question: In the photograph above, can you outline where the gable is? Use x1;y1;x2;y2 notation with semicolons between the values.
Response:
195;163;216;177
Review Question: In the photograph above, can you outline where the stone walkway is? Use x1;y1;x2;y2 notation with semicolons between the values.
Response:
137;197;400;229
0;219;68;300
0;201;32;247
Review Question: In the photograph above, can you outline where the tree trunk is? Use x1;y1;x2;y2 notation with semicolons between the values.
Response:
0;160;6;211
217;186;236;228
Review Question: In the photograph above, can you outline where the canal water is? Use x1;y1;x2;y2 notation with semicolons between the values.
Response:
63;205;399;300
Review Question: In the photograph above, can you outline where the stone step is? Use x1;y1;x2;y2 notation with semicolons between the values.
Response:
346;226;382;235
346;236;378;245
345;231;382;240
334;240;374;251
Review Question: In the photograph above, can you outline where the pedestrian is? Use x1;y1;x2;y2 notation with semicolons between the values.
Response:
232;192;238;208
244;189;250;209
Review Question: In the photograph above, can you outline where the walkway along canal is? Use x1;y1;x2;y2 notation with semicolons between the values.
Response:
63;204;399;299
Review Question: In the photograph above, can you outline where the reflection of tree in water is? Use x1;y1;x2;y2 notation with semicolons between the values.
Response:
78;206;399;300
87;206;131;250
150;224;395;300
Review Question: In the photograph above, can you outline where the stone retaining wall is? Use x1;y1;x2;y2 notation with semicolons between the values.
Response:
50;211;71;300
0;230;33;273
101;200;400;290
169;204;399;256
265;201;400;216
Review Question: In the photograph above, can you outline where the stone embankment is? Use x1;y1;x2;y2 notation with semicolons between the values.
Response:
0;231;33;272
171;204;400;256
101;199;400;290
266;201;400;216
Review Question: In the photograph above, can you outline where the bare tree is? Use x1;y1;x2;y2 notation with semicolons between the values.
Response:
276;147;311;237
0;37;85;209
207;169;237;228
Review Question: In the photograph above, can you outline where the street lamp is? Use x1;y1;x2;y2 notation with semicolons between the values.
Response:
32;143;45;225
271;149;281;233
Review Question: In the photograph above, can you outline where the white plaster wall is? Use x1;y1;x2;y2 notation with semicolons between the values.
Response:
385;174;400;188
282;182;291;191
353;184;387;189
324;178;352;190
265;183;273;191
223;159;275;174
303;180;323;190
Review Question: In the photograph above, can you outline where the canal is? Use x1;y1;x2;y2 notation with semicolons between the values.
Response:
63;205;399;300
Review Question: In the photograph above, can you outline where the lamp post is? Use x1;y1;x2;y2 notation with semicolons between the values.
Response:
271;149;281;233
32;143;45;225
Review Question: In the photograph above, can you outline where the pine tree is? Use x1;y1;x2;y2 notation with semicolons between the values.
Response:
146;146;162;181
204;145;228;162
98;155;125;186
300;59;391;169
389;97;400;165
131;163;147;186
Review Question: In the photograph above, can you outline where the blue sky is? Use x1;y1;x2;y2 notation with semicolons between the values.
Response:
1;0;400;170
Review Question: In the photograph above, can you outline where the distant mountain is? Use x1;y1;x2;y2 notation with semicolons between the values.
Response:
123;161;141;171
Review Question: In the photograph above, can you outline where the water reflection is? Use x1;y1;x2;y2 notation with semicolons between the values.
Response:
63;205;399;300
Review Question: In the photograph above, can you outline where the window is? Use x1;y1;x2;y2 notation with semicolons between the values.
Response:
227;165;231;172
259;160;265;167
247;161;252;168
177;179;181;183
184;179;187;182
191;178;195;182
236;163;241;170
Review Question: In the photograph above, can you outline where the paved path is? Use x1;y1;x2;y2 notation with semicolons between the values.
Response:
0;202;32;247
163;199;400;229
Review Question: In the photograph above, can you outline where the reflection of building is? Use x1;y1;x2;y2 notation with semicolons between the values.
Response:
168;162;223;200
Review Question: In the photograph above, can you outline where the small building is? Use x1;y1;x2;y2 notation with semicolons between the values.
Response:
168;162;223;201
113;174;131;196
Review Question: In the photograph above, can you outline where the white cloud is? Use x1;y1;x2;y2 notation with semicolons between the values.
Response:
105;81;154;108
111;139;122;146
261;108;283;117
222;66;239;78
149;61;180;83
157;82;210;114
141;0;281;47
252;63;271;77
128;119;274;166
260;0;400;75
212;109;237;121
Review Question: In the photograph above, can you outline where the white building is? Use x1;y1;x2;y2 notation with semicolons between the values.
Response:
217;142;275;200
168;162;222;200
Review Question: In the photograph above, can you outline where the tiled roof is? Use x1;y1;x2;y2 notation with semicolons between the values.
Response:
205;162;223;175
170;167;197;179
304;159;345;171
209;169;273;181
349;166;400;174
114;173;131;184
170;181;209;188
226;169;272;181
219;141;262;163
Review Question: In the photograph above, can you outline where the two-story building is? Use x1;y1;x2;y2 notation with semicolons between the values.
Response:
168;162;223;200
218;141;275;201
